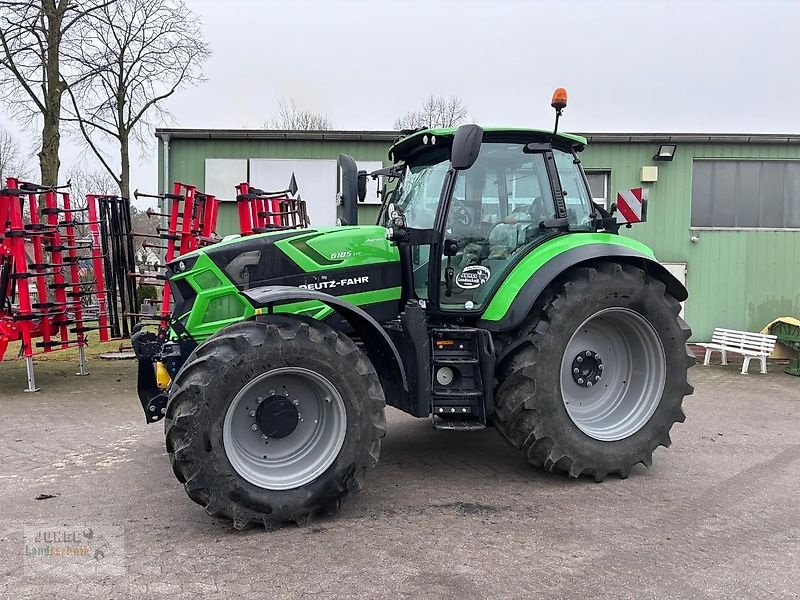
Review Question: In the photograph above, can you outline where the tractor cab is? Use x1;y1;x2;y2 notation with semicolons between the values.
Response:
374;124;602;316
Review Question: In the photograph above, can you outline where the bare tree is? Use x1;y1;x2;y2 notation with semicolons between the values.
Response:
266;97;331;130
394;95;469;130
0;0;114;190
0;127;29;182
66;0;210;199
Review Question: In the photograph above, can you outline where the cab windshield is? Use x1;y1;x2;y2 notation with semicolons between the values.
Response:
390;153;450;229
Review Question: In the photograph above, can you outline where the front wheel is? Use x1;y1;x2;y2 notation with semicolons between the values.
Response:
165;316;386;529
492;262;694;481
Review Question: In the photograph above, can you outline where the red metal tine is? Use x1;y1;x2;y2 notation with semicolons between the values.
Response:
165;182;182;263
60;192;86;349
236;182;253;236
44;189;69;348
191;189;205;240
0;181;9;231
250;188;262;231
28;189;53;348
179;183;197;254
86;195;110;342
202;193;219;238
158;183;183;329
6;179;35;357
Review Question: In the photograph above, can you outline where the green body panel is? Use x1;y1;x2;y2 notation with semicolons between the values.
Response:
170;253;257;341
273;226;399;272
256;286;402;321
169;226;401;342
481;233;656;322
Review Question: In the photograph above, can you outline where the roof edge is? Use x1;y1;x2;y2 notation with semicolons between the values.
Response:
581;132;800;144
155;128;800;145
154;128;400;142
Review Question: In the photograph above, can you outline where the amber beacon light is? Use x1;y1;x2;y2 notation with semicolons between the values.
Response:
551;87;568;133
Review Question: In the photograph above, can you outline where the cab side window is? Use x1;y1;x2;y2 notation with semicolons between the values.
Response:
553;149;593;229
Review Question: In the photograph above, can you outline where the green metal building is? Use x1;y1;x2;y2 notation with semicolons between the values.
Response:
155;128;800;342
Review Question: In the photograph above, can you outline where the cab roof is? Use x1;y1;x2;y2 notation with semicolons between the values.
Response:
389;127;588;163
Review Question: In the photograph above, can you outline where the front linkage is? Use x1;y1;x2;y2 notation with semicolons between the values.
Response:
132;319;196;423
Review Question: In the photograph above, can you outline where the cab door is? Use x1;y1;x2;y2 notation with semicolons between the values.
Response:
434;144;557;313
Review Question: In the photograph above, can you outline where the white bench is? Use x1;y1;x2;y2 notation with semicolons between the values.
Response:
699;328;777;374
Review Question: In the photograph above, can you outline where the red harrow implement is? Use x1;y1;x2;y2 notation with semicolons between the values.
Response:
0;178;110;391
134;175;306;333
133;182;223;331
234;175;307;236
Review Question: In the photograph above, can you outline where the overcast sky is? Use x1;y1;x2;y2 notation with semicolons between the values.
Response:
2;0;799;207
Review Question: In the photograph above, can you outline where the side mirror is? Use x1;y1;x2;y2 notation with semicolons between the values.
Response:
339;154;358;225
357;170;368;202
451;124;483;170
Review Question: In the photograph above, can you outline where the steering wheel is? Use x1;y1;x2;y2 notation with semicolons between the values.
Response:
449;197;475;229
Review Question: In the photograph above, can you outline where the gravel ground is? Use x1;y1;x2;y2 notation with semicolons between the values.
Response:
0;359;798;599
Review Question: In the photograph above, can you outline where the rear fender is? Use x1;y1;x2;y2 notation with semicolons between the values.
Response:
243;285;408;391
478;243;687;333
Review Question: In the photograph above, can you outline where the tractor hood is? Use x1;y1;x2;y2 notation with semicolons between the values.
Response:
166;226;401;321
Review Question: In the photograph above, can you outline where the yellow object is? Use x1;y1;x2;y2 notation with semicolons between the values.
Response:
761;317;800;358
155;361;172;389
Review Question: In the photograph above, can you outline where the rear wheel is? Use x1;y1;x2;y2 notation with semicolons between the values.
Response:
165;315;386;529
492;262;694;481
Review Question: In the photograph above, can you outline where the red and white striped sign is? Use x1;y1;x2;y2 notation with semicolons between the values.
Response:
616;187;648;224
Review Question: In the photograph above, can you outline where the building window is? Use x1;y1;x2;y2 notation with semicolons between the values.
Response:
691;160;800;228
585;170;610;208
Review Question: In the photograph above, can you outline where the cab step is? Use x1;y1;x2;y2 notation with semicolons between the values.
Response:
432;415;486;431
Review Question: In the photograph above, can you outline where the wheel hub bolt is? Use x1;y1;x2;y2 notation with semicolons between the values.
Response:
261;434;268;440
572;350;604;387
249;410;256;417
251;424;258;431
292;399;299;406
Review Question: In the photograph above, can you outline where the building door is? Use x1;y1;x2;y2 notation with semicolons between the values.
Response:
661;262;687;319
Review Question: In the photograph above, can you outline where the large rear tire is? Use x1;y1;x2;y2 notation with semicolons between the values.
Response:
492;262;694;481
165;315;386;529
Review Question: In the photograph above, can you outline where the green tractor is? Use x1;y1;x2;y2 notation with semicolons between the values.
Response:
133;93;694;529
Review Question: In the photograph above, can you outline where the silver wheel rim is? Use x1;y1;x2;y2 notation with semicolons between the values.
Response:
223;367;347;490
560;308;666;441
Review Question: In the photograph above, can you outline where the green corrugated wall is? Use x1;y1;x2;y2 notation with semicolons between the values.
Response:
580;142;800;341
160;138;389;234
159;136;800;341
